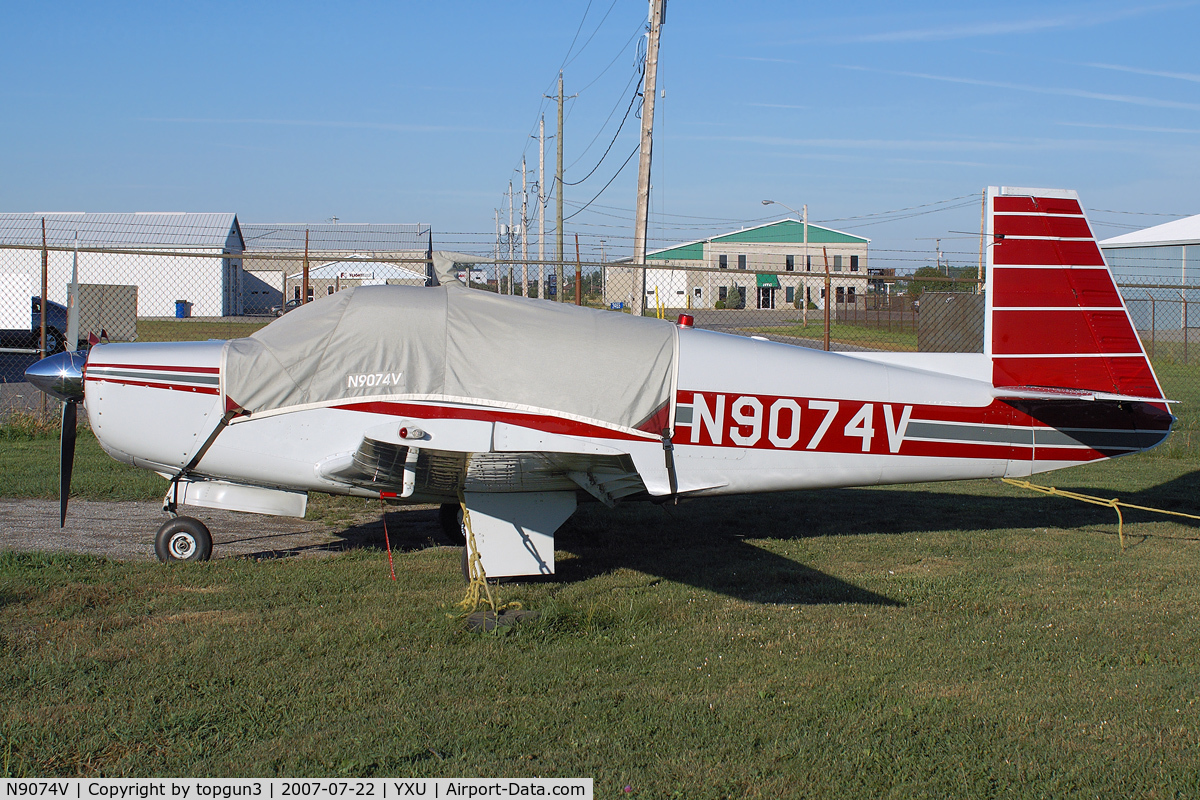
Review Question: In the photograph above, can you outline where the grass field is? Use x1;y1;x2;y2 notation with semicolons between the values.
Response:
3;438;1200;794
752;321;919;352
135;318;269;342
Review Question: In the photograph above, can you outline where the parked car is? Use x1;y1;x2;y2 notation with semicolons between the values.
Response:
0;296;69;354
270;299;304;317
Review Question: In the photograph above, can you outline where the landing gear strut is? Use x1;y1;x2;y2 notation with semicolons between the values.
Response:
155;517;213;562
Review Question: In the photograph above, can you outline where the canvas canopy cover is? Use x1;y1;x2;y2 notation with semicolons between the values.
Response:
222;282;678;433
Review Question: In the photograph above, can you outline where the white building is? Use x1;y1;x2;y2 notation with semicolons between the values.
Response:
606;219;870;311
0;213;243;317
285;256;429;300
1100;214;1200;330
241;223;432;313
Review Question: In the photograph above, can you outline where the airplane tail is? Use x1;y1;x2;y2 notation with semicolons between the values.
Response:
985;186;1167;402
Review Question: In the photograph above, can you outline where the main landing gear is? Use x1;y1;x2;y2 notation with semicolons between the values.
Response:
155;516;213;562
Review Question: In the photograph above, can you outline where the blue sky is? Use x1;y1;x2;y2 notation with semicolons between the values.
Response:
3;1;1199;272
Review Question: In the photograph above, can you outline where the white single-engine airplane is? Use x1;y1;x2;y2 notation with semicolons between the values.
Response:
26;188;1173;575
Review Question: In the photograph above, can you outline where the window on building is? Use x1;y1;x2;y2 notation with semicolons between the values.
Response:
785;286;795;303
847;286;856;303
694;287;702;298
306;288;314;302
833;255;843;272
836;286;845;303
738;254;747;269
850;255;860;272
806;255;812;271
786;254;795;271
719;286;728;301
719;254;728;269
294;286;301;300
327;285;334;295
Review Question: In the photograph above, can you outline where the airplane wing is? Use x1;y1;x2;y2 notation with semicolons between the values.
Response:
317;434;647;507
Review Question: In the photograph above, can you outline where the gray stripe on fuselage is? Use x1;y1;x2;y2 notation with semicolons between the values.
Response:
906;421;1034;446
88;367;219;385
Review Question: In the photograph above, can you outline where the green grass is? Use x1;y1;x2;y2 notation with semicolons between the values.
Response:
0;428;167;501
2;457;1200;795
1150;358;1200;459
753;321;919;351
135;318;269;342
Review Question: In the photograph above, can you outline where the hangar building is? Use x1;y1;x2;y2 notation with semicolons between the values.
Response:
0;212;244;317
1100;214;1200;330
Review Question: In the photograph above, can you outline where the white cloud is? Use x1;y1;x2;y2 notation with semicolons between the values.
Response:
140;117;501;134
840;66;1200;112
1080;62;1200;83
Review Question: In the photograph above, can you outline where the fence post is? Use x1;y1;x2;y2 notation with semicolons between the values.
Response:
302;229;310;305
1185;298;1189;365
822;247;831;351
1150;295;1155;358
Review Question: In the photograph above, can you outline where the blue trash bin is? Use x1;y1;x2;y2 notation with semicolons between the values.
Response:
175;301;191;318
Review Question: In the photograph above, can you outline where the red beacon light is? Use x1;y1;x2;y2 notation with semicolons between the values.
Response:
398;425;425;440
677;313;694;329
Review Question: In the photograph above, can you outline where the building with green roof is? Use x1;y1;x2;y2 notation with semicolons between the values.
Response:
605;218;870;311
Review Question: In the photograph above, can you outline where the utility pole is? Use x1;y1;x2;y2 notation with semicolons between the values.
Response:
494;209;500;289
521;156;529;297
508;180;515;295
633;0;665;315
538;115;547;299
556;72;565;302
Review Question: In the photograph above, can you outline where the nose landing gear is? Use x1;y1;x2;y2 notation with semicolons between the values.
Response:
154;516;213;562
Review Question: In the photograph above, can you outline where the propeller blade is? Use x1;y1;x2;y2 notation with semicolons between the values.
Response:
60;401;77;527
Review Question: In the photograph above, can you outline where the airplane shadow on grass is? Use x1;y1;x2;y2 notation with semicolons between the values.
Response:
248;469;1200;608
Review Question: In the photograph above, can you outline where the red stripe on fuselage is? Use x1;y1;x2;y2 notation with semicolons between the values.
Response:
87;362;220;374
330;400;654;442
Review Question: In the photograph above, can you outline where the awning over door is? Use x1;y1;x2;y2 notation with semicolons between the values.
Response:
755;274;780;288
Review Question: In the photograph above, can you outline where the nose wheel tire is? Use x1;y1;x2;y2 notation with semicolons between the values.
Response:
155;517;213;563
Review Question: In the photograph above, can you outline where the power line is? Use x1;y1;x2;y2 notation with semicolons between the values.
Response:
563;144;640;221
563;66;642;186
562;0;621;71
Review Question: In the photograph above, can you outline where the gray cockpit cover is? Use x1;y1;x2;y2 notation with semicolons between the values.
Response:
222;284;677;432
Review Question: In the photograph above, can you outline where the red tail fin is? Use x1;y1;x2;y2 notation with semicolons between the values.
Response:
986;186;1165;400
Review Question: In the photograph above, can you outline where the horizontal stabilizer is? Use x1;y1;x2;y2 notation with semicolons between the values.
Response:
992;385;1174;404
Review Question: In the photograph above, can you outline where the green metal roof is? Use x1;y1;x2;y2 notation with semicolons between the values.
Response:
647;241;705;261
713;219;867;245
644;219;867;262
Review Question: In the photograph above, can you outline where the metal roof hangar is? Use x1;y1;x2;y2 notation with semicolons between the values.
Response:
1100;214;1200;330
0;212;243;317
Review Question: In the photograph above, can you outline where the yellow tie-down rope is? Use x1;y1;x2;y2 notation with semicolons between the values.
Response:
1002;478;1200;551
456;488;498;615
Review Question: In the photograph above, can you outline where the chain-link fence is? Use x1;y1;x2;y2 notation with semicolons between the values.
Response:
2;242;1197;459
